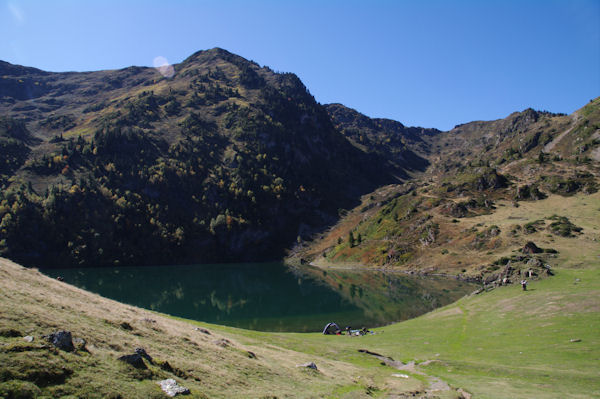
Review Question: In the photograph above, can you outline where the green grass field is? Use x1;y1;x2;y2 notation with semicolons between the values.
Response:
205;263;598;398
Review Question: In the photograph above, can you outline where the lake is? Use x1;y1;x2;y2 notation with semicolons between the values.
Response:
41;263;476;332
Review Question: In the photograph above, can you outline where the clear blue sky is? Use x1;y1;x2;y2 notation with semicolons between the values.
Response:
2;0;599;130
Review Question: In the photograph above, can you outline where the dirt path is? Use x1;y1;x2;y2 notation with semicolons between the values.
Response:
590;130;600;161
543;113;579;153
358;349;470;398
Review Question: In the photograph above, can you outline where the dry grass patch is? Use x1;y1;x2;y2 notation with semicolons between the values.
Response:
0;257;382;398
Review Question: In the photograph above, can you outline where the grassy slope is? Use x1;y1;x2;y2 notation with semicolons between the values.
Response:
300;99;600;276
0;256;427;399
2;191;599;398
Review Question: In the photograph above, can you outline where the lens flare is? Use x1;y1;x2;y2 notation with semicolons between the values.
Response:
153;56;175;78
8;3;25;24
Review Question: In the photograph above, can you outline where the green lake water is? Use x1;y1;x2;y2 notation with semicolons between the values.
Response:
41;263;476;332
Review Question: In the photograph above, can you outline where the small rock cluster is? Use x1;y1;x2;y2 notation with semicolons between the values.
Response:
522;241;542;254
135;347;153;363
116;347;191;396
158;378;190;397
214;338;231;348
193;327;211;335
44;330;75;352
475;241;555;292
296;362;318;370
117;347;154;369
31;329;192;397
117;353;147;369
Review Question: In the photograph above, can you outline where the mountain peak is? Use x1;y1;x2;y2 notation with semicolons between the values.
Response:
181;47;258;68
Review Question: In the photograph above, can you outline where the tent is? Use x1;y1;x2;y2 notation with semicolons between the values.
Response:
322;322;341;335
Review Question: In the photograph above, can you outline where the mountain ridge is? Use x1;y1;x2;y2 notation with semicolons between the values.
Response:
0;48;432;268
297;97;599;279
0;49;598;270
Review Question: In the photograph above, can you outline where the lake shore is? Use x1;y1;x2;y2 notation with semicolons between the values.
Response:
2;243;599;398
39;262;474;333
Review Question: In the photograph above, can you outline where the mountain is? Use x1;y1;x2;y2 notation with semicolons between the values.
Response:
297;98;600;282
1;48;597;270
325;103;439;177
0;48;431;268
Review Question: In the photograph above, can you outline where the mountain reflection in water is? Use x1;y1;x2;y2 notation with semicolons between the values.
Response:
41;263;475;332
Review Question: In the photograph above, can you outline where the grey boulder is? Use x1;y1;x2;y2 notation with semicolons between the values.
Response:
46;330;74;352
158;379;190;397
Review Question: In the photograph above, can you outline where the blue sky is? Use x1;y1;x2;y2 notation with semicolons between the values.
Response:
1;0;599;130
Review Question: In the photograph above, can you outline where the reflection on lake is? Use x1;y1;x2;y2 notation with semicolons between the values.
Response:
41;263;475;332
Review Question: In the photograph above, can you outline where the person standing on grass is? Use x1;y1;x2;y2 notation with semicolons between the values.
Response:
521;279;527;291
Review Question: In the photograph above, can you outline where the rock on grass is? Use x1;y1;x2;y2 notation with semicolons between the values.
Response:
296;362;318;370
45;331;74;352
158;378;190;397
117;354;147;369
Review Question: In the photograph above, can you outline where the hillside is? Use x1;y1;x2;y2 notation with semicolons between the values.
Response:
0;48;432;268
2;186;599;398
325;103;439;176
297;98;600;284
